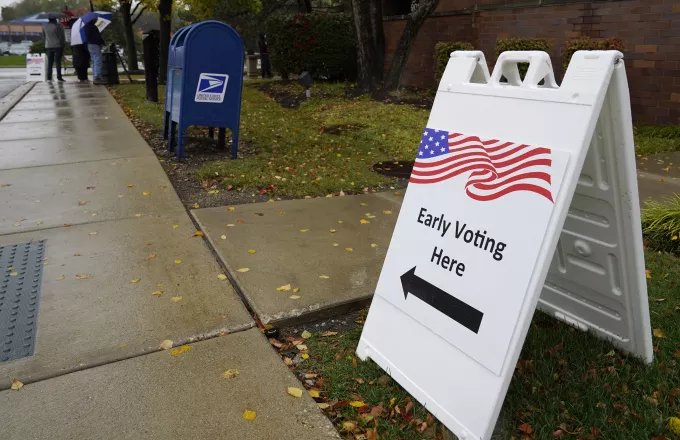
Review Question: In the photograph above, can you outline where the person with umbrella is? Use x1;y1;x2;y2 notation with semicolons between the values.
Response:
42;14;66;82
83;13;105;84
68;16;90;83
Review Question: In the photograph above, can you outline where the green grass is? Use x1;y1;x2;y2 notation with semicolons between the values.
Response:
0;55;25;67
110;82;680;199
635;125;680;156
294;250;680;440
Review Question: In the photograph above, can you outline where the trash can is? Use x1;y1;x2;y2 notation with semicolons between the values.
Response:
100;44;120;85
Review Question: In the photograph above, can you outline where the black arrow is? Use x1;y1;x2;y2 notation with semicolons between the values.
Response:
400;267;483;334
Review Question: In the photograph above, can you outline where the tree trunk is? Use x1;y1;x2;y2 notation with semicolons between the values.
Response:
383;0;439;90
351;0;384;91
158;0;172;85
298;0;312;13
120;1;139;71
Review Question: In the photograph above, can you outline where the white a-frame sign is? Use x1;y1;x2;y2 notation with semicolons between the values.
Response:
357;50;653;440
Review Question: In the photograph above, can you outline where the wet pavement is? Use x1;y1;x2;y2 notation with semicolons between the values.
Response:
0;80;338;439
0;68;24;100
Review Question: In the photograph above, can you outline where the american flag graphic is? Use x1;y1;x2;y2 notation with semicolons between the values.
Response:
410;128;554;203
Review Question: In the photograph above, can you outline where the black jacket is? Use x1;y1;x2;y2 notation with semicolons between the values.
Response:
84;21;104;46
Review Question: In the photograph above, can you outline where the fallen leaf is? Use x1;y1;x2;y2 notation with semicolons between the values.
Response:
653;328;665;338
301;330;312;339
670;416;680;434
276;284;291;291
337;220;343;224
157;283;164;287
64;223;73;227
242;410;256;421
193;231;204;237
10;379;23;390
383;210;392;215
519;423;533;434
248;249;257;254
9;272;18;277
173;225;179;229
135;213;143;217
646;269;652;279
318;403;330;409
170;345;191;356
293;287;300;293
319;275;329;279
88;231;97;236
217;274;228;281
289;295;301;299
221;235;227;240
329;229;336;233
309;389;320;398
297;344;308;351
126;184;134;188
370;243;377;248
228;206;235;211
78;200;88;206
360;219;370;224
288;387;303;398
160;340;173;350
171;296;183;303
332;243;339;247
301;353;309;359
341;421;357;432
236;268;250;273
350;401;367;408
671;235;677;241
75;273;92;280
175;260;182;264
360;202;367;206
192;203;199;209
56;275;65;281
300;229;309;232
36;221;43;225
227;224;235;227
0;184;10;187
130;278;141;283
345;248;354;252
142;192;150;196
322;331;338;337
152;290;164;296
148;253;157;260
223;369;240;379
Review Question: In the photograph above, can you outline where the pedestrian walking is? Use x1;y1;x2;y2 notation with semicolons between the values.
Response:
42;16;65;82
258;32;272;79
67;17;90;83
84;20;105;84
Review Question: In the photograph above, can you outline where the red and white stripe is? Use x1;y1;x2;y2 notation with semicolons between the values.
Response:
410;133;553;202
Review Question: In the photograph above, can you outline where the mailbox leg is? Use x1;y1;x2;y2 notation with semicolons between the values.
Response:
208;127;214;139
163;111;171;140
169;121;177;152
217;128;226;150
178;125;186;159
231;130;238;160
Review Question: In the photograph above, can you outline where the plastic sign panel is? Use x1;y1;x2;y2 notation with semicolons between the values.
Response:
26;54;46;82
357;50;652;440
195;73;229;103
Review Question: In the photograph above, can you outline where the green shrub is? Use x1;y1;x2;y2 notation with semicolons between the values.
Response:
642;195;680;256
29;40;45;54
434;41;474;83
634;125;680;140
494;37;551;79
265;12;356;81
563;37;625;70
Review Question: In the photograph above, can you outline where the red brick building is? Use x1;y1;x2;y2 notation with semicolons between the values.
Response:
383;0;680;124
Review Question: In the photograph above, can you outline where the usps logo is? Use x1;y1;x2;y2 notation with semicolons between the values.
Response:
194;73;229;103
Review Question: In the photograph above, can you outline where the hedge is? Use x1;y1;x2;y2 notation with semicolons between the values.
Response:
495;37;551;80
265;12;356;81
434;41;475;82
563;37;625;69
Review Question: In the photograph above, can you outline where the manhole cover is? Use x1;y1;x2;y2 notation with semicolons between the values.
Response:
0;240;46;362
372;161;414;178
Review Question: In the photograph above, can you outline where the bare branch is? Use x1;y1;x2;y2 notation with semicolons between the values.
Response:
131;6;147;24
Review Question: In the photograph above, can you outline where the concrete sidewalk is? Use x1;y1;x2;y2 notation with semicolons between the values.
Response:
0;81;338;439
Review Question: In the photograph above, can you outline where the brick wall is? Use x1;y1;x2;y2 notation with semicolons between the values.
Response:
384;0;680;125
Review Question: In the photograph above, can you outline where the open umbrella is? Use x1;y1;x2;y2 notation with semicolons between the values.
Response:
69;11;113;46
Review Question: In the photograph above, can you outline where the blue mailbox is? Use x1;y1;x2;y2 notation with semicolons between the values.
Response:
162;21;244;159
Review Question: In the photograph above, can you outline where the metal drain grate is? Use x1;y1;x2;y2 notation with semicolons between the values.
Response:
0;240;46;362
